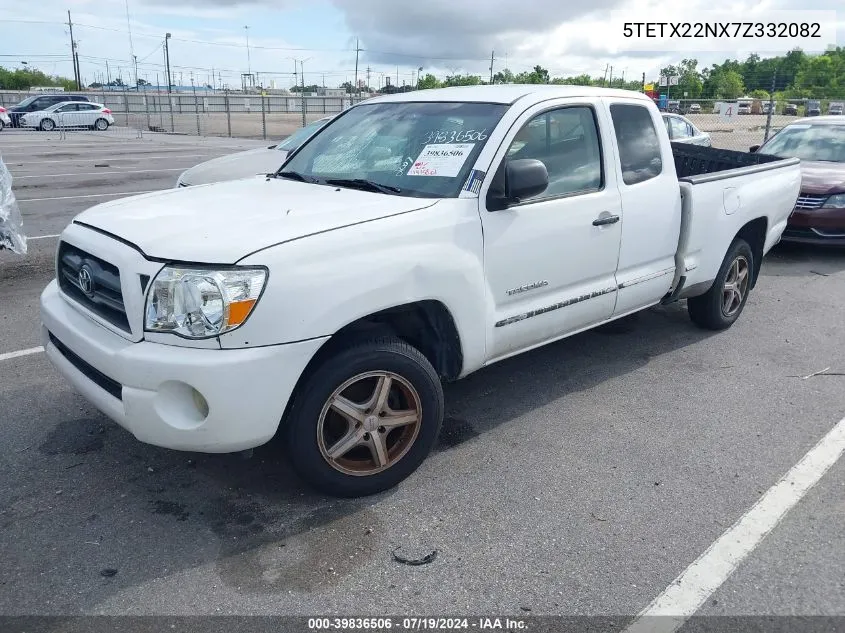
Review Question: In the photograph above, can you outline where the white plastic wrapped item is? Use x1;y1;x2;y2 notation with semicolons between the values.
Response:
0;153;27;254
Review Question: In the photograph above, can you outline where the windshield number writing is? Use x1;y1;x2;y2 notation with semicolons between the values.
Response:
423;129;488;144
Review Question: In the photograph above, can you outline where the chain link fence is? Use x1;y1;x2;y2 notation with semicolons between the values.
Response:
659;98;838;151
2;89;841;150
0;89;368;141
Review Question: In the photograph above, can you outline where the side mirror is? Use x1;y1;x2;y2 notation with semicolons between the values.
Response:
749;144;760;153
488;159;548;210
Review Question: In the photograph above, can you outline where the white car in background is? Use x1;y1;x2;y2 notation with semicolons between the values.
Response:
19;101;114;132
662;113;711;146
176;116;333;187
0;106;11;131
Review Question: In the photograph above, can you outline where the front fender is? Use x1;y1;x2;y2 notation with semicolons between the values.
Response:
219;200;488;374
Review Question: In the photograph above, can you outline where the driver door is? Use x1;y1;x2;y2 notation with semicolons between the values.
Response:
479;99;623;361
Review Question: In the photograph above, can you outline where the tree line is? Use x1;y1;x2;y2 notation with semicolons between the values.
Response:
3;47;844;99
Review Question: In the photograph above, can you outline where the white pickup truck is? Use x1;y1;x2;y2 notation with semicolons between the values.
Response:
40;86;801;497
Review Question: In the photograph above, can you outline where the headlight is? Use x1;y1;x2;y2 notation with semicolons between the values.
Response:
145;266;267;338
822;194;845;209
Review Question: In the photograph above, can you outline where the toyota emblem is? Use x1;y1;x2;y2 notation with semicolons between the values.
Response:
78;266;95;296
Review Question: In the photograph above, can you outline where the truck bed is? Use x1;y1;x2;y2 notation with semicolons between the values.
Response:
671;142;785;179
667;142;801;303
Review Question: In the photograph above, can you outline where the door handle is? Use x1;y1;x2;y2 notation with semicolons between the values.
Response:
592;214;620;226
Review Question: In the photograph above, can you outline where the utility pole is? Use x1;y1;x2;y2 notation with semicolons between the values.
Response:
602;64;609;87
366;66;371;92
764;70;777;143
396;66;399;89
125;0;136;88
244;26;251;86
164;32;174;132
106;60;111;85
300;59;306;127
354;38;361;97
642;72;645;93
609;66;613;86
67;11;81;90
164;33;173;93
489;50;495;84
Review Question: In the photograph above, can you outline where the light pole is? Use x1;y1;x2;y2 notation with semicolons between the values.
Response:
164;32;174;132
164;33;172;93
244;26;252;86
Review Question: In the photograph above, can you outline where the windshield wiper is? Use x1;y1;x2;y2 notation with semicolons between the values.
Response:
325;178;402;195
276;170;317;183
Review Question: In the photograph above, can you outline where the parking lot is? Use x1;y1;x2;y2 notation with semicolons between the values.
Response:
1;130;844;624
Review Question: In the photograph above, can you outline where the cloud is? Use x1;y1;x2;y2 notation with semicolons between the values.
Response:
329;0;626;66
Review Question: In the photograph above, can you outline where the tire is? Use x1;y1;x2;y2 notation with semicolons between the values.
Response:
39;118;55;132
285;336;444;497
94;118;109;131
0;120;4;132
688;238;754;330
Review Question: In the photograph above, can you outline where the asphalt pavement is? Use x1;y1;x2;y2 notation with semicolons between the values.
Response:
0;129;843;625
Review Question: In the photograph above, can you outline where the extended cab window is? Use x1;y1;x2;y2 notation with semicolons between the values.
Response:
502;106;602;201
610;104;663;185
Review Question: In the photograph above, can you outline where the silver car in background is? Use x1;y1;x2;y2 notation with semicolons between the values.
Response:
177;116;333;187
662;113;711;146
19;101;114;131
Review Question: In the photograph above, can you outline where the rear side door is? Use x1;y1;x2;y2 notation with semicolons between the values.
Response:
76;103;100;127
604;100;681;316
53;103;80;127
479;98;623;361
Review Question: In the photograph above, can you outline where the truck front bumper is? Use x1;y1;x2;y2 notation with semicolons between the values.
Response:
41;280;327;453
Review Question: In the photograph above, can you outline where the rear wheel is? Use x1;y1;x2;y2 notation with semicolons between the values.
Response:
285;337;444;497
688;238;753;330
0;119;4;132
39;118;55;132
94;118;109;131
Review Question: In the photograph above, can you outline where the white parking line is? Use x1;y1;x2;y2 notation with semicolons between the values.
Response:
624;416;845;633
0;347;44;362
12;168;184;179
28;234;60;241
18;190;157;202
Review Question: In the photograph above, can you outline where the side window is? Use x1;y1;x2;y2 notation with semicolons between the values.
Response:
609;104;663;185
57;104;78;112
503;106;603;201
663;116;672;137
78;104;97;111
686;121;697;137
669;117;689;139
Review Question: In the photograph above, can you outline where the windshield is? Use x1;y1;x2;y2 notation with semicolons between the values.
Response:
15;96;38;108
277;119;329;151
280;101;508;198
759;124;845;162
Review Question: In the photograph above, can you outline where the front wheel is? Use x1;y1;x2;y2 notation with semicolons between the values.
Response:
39;118;55;132
94;118;109;131
285;337;444;497
688;238;753;330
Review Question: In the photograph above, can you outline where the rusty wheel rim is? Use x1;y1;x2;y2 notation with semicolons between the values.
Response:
316;371;423;476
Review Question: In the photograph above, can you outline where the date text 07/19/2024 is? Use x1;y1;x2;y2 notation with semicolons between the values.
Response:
307;617;528;630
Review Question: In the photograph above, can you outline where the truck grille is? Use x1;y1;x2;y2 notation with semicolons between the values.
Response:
794;194;827;210
57;241;130;333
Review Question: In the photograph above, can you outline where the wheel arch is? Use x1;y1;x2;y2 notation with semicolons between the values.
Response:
735;216;768;289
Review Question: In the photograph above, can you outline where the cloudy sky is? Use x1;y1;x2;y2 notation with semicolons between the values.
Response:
0;0;841;90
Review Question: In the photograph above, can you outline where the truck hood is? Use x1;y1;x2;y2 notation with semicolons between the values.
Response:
179;147;288;186
799;161;845;196
74;177;438;263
